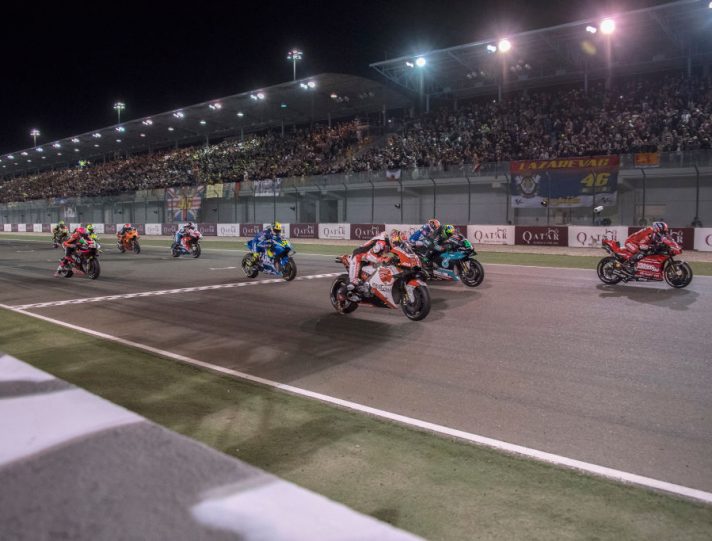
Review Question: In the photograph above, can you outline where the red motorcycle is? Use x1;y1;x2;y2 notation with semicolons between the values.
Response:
56;239;101;279
597;237;693;288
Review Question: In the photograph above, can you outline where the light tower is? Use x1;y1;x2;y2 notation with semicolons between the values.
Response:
30;129;40;147
287;49;303;81
113;102;126;124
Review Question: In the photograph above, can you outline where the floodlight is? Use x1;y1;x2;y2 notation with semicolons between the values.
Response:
585;25;597;34
36;147;43;152
200;120;207;125
173;111;184;118
415;56;426;67
6;155;13;159
21;152;28;156
405;61;414;68
142;119;153;126
92;132;101;138
498;39;511;53
116;139;122;143
257;92;265;100
236;112;244;117
209;103;222;110
600;18;615;35
71;138;80;143
486;44;497;53
140;133;146;137
53;143;61;148
307;80;316;88
115;126;125;132
168;127;174;131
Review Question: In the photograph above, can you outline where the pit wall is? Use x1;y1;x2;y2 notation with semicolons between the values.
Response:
6;223;712;252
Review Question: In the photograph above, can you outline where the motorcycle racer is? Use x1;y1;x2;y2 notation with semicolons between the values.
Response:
409;219;441;248
55;226;90;276
347;230;402;297
86;223;99;241
174;222;196;247
248;223;282;262
621;221;669;269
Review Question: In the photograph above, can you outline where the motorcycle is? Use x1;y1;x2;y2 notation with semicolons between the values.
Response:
331;243;431;321
171;230;202;258
52;229;69;248
117;228;141;254
597;237;693;288
56;239;101;279
413;235;485;288
241;238;297;281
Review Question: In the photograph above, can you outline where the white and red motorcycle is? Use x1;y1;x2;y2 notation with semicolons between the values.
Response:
331;244;431;321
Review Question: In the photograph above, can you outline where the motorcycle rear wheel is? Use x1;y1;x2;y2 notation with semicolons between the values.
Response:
401;284;431;321
664;261;693;288
459;259;484;287
330;274;358;314
597;256;623;284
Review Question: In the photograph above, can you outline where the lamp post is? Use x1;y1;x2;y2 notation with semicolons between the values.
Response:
497;39;511;102
287;49;303;81
599;19;615;89
30;129;40;147
113;102;126;124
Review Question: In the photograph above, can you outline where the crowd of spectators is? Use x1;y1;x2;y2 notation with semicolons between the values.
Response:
1;73;710;203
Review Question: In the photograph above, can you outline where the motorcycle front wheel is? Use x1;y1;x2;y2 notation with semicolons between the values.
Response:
241;253;259;278
87;259;101;280
279;257;297;281
171;243;180;257
133;240;141;254
596;256;623;284
118;242;126;253
664;261;693;289
401;284;431;321
191;243;201;258
459;259;484;287
330;274;358;314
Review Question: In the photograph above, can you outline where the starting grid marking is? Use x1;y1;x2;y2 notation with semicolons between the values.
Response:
12;272;341;310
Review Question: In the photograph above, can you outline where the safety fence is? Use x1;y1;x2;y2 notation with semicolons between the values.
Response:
5;222;712;251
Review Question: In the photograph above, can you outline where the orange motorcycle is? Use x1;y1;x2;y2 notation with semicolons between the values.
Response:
117;228;141;254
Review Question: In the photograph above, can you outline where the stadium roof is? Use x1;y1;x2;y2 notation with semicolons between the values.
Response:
370;0;712;100
1;73;410;177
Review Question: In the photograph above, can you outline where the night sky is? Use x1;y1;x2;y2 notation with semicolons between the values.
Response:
1;0;668;154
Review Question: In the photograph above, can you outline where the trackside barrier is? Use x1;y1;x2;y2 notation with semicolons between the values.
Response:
4;223;712;250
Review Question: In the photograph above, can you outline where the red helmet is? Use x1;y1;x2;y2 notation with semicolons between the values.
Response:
124;223;131;228
75;227;87;236
428;219;441;231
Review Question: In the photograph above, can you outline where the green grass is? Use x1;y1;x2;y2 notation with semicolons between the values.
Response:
2;308;711;540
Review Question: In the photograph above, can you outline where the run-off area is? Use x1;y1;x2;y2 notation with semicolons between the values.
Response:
2;238;712;497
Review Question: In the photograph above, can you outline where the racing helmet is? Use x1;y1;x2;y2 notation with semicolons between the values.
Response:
124;223;132;229
75;227;87;236
186;222;194;229
443;225;455;238
652;221;669;235
428;218;441;231
86;224;94;233
389;229;403;246
272;221;282;235
58;220;65;226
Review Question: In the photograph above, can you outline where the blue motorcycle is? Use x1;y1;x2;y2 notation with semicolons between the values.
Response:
415;236;485;287
241;238;297;281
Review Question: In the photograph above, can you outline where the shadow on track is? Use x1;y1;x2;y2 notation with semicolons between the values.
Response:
596;284;698;311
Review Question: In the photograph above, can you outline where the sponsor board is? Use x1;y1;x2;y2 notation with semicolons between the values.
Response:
42;224;52;233
217;223;241;237
144;223;162;236
33;224;43;233
11;224;18;232
17;224;26;232
161;223;178;236
261;223;291;238
290;223;316;239
104;223;117;234
694;228;712;252
385;224;420;240
351;223;385;240
3;224;11;232
319;223;350;240
467;225;515;245
515;226;568;246
90;223;105;234
240;223;262;237
626;227;694;251
198;223;217;236
568;226;629;248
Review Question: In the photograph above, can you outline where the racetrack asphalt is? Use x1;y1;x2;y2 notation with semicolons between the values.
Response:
2;237;711;493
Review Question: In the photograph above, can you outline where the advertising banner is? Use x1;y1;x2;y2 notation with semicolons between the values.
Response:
385;224;420;240
694;228;712;252
467;225;515;245
290;223;318;239
626;227;694;251
161;223;178;236
198;223;217;236
33;224;43;233
217;223;241;237
42;224;52;233
17;224;26;232
104;223;117;234
568;226;629;248
240;223;262;237
89;223;105;234
319;223;350;240
135;224;146;236
3;224;11;232
144;223;162;236
515;226;569;246
510;156;619;208
350;223;385;240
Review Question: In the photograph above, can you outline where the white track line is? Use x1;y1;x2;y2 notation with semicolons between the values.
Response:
11;273;341;310
1;302;711;505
